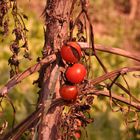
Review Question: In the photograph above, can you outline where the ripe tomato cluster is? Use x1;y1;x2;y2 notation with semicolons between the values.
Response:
59;42;87;101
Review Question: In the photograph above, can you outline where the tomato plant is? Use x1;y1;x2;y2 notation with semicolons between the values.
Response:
66;63;86;84
59;84;78;101
60;42;82;63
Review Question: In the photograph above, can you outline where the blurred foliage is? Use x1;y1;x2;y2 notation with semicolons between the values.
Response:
0;0;140;139
0;0;43;131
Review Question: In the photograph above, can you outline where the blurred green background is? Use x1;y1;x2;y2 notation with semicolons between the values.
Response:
0;0;140;139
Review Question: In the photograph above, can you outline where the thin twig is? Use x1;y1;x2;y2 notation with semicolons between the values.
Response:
79;42;140;62
1;107;42;140
70;10;83;39
5;95;16;128
107;73;121;111
0;54;56;96
70;0;77;15
1;98;64;140
90;66;140;86
80;0;108;73
115;82;140;104
86;90;140;110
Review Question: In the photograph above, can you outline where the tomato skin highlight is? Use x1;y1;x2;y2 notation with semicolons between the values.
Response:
59;84;78;101
60;42;82;63
66;63;86;84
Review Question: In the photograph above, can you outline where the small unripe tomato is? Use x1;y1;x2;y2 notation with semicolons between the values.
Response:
66;63;86;84
60;42;82;63
59;84;78;101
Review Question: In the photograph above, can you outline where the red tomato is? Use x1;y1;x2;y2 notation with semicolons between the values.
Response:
66;63;86;84
60;42;82;63
59;84;78;101
74;131;81;139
